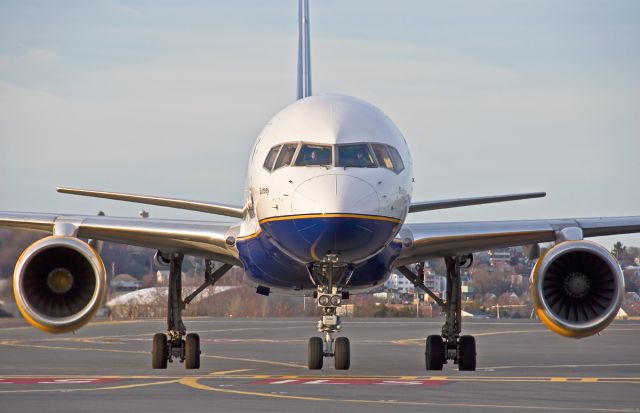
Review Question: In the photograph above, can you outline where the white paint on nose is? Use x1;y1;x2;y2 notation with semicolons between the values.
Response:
292;174;380;215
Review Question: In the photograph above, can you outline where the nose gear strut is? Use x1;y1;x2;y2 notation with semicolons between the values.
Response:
307;256;351;370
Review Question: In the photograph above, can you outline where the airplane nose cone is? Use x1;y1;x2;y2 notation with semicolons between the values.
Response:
258;174;399;263
291;174;380;215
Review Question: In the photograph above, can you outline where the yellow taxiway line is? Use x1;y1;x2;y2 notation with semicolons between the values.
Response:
177;377;639;412
209;368;255;375
0;379;180;394
1;373;639;384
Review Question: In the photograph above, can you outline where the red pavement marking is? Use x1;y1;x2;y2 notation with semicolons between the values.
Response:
0;378;121;385
253;378;450;387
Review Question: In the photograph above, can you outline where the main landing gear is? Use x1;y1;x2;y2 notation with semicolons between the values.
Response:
307;257;351;370
399;255;477;371
151;254;231;369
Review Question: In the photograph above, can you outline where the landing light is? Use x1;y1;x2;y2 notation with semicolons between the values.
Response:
318;294;342;307
318;295;330;306
330;295;342;306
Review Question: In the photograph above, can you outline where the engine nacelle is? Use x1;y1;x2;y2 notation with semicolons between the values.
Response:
13;236;106;334
531;240;624;338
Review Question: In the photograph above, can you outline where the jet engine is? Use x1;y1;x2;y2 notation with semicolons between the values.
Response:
531;240;624;338
13;236;106;334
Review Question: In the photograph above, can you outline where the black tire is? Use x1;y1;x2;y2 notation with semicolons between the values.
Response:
458;335;476;371
334;337;350;370
185;333;201;369
425;335;444;371
152;333;168;369
308;337;324;370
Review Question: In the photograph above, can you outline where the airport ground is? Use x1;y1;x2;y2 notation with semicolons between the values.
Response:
0;317;639;412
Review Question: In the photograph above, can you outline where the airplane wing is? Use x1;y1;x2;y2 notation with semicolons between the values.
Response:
408;192;546;213
396;216;640;266
0;212;242;266
56;187;244;218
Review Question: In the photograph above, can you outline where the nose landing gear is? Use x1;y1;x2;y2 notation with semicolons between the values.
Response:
308;286;350;370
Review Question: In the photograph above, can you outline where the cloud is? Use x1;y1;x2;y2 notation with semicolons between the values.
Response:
0;48;60;68
0;81;66;115
314;37;518;91
24;48;60;63
100;0;141;17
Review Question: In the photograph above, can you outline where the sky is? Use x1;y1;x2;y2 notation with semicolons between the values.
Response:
0;0;639;249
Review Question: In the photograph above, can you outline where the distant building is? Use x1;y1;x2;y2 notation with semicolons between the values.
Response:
156;270;169;285
489;249;511;263
106;286;236;318
384;272;412;293
461;274;475;299
111;273;142;294
510;273;524;285
424;272;446;293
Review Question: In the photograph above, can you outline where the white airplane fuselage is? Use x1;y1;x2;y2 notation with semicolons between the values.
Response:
236;94;413;290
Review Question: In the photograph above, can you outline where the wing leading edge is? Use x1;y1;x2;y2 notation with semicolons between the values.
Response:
0;212;242;266
396;216;640;266
57;187;244;218
408;192;546;213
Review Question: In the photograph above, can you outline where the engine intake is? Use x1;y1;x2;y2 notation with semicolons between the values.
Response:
531;240;624;338
13;236;106;334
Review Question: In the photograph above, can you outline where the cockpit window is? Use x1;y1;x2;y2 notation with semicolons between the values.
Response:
336;143;376;168
295;144;332;166
262;141;405;173
273;143;298;170
263;145;281;171
371;143;394;170
387;146;405;173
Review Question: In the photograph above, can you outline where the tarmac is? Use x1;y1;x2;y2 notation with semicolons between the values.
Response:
0;317;639;412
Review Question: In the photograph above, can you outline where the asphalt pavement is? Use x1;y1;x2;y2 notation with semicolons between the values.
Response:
1;317;639;412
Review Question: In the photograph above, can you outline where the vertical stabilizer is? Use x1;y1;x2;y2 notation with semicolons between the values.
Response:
297;0;312;100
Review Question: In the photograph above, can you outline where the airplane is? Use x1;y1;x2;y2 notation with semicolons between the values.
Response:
1;0;639;372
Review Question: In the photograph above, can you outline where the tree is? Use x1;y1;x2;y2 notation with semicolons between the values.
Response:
470;265;513;297
612;241;626;260
0;230;45;277
623;246;640;266
623;268;640;293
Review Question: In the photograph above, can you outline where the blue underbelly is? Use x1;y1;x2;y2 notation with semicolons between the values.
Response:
236;214;403;290
260;214;401;262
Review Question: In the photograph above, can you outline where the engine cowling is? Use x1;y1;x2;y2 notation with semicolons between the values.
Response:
13;236;106;334
531;240;624;338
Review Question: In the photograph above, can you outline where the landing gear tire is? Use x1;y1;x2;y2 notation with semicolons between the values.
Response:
334;337;350;370
458;335;476;371
152;333;168;369
425;335;444;371
185;333;201;369
308;337;324;370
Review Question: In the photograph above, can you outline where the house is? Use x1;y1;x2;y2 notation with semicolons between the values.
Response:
111;273;142;294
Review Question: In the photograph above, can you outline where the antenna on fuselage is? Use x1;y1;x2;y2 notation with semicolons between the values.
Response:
297;0;312;100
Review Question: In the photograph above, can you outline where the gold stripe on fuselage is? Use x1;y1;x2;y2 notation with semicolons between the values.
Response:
259;213;402;225
236;229;262;241
236;213;402;242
